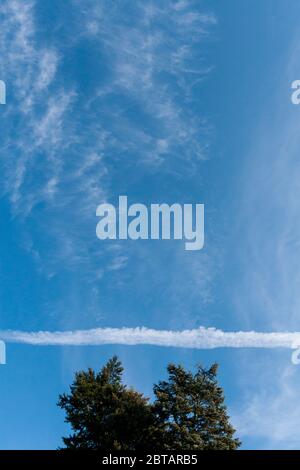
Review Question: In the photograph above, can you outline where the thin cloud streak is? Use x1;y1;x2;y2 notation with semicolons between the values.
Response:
1;326;300;349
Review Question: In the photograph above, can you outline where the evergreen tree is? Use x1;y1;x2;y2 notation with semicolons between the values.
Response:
153;363;240;450
58;357;240;450
58;356;158;450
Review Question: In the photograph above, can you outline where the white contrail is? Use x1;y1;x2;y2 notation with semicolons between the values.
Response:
1;326;300;350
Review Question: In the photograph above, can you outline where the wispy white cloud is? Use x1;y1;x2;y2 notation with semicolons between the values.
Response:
232;33;300;332
0;0;109;273
78;0;215;168
0;0;74;215
0;0;214;255
232;357;300;449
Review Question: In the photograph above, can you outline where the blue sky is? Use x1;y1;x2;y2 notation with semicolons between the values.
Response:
1;0;300;450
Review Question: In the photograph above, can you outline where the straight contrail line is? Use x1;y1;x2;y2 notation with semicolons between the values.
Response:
0;326;300;350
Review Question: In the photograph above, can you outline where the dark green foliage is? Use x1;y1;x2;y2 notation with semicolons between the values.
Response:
58;357;240;451
58;356;158;450
153;363;241;450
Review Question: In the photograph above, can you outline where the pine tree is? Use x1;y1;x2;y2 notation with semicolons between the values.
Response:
58;357;240;450
153;363;240;450
58;356;158;450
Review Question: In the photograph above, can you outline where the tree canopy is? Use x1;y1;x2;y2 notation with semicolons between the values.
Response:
58;356;240;450
153;363;240;450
